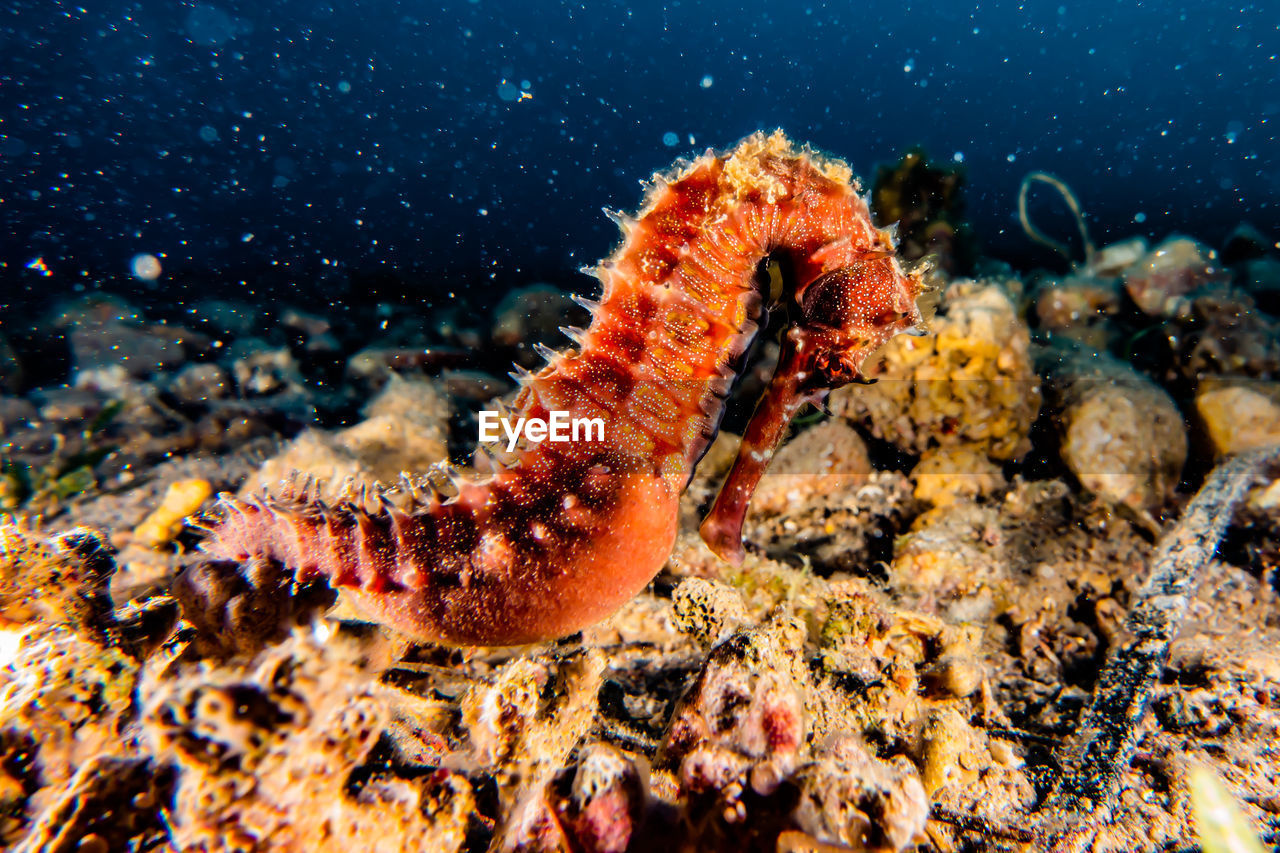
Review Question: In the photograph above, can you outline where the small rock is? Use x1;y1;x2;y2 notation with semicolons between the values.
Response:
1195;378;1280;456
748;419;872;516
54;296;209;383
549;743;647;853
662;619;807;766
168;363;232;405
229;341;303;397
461;659;545;765
922;653;984;699
1032;273;1122;349
912;445;1007;508
34;387;108;424
281;307;340;353
280;306;332;340
1085;236;1148;278
132;479;213;550
920;707;989;796
1123;235;1228;318
671;578;750;649
1178;289;1280;379
892;503;1006;620
789;735;929;852
341;375;450;478
1042;346;1187;517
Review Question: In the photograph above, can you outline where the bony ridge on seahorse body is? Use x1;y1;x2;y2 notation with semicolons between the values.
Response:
203;130;928;645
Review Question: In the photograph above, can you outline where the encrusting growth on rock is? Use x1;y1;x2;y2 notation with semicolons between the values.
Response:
200;131;927;645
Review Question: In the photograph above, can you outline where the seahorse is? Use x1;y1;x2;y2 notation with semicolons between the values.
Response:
204;131;927;645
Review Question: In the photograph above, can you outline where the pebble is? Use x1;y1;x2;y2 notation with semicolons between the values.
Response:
1195;378;1280;456
1041;345;1187;516
168;363;232;405
132;479;213;550
1123;235;1227;318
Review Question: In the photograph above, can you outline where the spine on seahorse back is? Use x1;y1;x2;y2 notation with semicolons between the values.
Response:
203;131;926;645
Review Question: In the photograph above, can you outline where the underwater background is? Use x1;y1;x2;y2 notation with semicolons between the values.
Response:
3;0;1277;313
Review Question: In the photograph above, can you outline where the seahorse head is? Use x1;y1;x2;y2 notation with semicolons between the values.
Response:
699;251;928;564
796;254;927;388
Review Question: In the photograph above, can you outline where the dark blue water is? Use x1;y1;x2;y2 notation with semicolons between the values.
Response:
3;0;1277;308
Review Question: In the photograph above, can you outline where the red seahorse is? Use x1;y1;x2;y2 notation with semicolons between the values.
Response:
204;131;927;645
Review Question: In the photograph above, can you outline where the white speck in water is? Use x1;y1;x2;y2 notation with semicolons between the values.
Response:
131;253;162;281
662;131;679;147
1134;212;1147;223
953;151;965;162
700;75;714;88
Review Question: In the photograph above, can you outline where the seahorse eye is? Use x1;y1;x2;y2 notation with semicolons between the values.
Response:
798;268;853;328
799;258;904;332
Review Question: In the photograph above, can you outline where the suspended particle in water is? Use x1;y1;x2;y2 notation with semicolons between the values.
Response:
198;125;219;142
337;80;352;93
497;79;531;102
662;131;679;147
700;75;713;88
131;253;163;281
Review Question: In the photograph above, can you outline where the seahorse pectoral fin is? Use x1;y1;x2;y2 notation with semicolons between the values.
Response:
699;337;812;565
